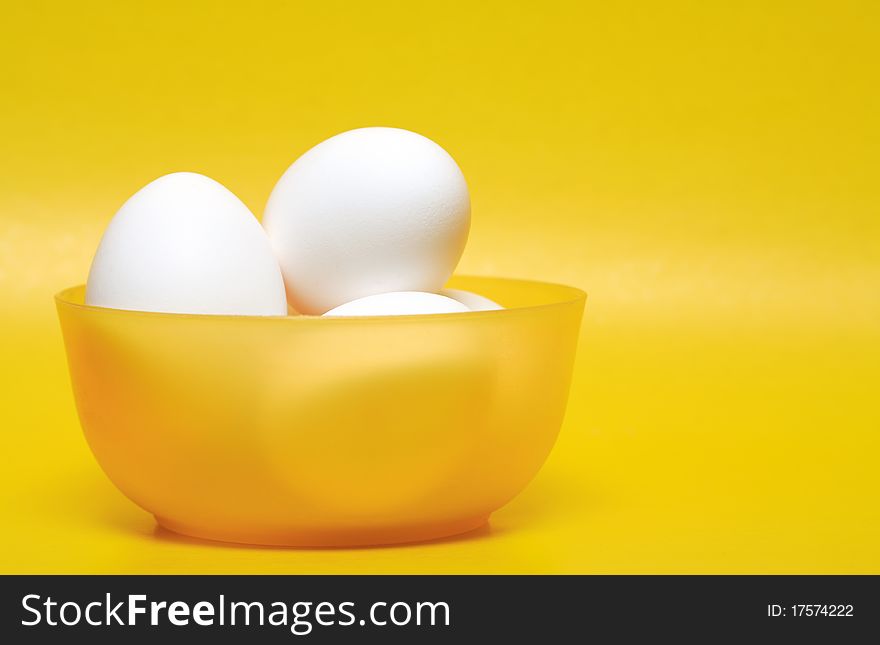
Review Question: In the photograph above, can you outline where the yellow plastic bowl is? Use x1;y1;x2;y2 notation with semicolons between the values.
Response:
56;276;585;547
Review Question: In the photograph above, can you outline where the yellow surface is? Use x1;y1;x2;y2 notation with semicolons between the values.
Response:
1;1;878;573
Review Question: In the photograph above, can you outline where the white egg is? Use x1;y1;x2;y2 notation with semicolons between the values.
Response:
86;172;287;316
323;291;469;317
263;127;471;314
441;288;503;311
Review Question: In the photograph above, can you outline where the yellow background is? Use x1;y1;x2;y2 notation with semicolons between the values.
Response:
2;1;878;573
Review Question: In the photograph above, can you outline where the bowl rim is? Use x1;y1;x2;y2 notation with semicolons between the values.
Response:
55;275;587;323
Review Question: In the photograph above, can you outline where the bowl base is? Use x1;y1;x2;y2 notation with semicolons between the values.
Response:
154;514;490;548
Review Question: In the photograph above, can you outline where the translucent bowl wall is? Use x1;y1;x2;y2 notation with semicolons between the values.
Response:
56;276;585;546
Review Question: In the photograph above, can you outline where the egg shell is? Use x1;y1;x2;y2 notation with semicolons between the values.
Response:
322;291;470;317
264;127;471;314
441;288;504;311
86;172;287;316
